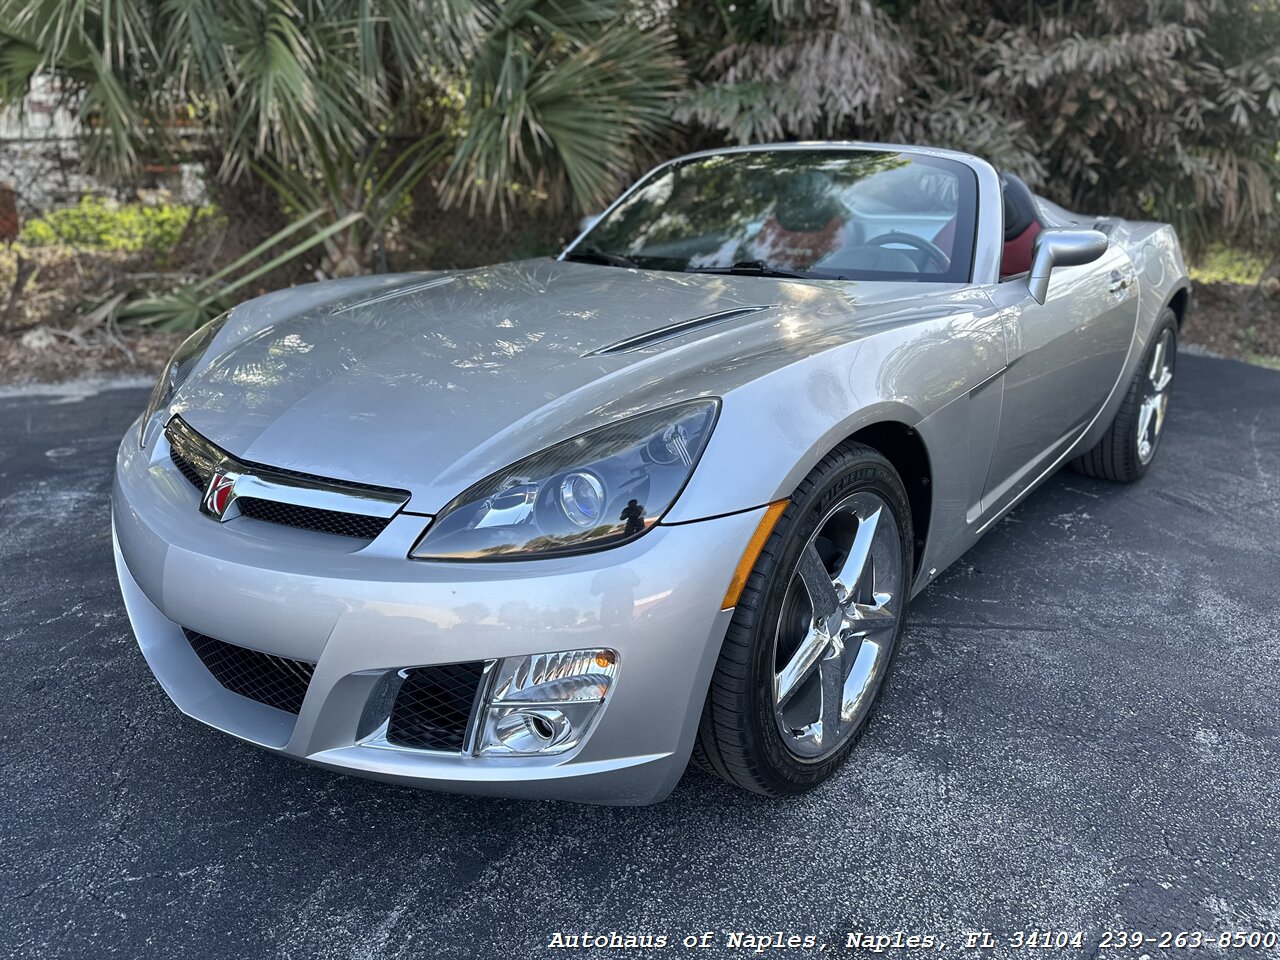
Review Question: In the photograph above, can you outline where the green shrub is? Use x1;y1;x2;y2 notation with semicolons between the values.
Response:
19;197;214;253
1190;246;1271;286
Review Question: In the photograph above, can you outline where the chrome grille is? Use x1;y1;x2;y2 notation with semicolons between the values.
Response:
167;421;222;490
171;446;204;491
184;629;315;714
386;662;487;752
164;417;409;541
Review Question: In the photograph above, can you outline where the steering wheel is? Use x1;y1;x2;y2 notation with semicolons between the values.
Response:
868;231;951;272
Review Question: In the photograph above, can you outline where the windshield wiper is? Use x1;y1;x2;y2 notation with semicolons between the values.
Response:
563;246;640;269
687;260;811;279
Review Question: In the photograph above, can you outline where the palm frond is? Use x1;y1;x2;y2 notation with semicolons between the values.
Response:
445;1;683;215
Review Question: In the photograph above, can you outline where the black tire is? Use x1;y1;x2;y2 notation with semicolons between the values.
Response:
693;441;914;797
1071;308;1178;483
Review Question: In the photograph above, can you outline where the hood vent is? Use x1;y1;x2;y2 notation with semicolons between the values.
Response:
584;304;774;357
332;275;455;315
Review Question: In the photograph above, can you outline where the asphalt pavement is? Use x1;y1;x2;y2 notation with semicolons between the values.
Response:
1;354;1278;959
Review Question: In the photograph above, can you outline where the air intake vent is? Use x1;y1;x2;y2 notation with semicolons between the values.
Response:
236;498;392;540
386;661;487;752
584;304;773;356
171;447;205;491
184;629;315;715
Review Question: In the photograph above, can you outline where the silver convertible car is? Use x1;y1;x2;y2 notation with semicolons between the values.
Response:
113;143;1189;804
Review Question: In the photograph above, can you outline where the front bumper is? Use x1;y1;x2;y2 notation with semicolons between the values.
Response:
112;424;760;805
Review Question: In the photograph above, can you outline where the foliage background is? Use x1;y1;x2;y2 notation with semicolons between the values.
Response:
0;0;1277;357
678;0;1280;255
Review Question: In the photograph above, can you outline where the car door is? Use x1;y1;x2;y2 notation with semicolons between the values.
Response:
980;240;1139;514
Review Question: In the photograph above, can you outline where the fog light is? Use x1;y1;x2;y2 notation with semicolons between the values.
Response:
478;649;617;756
493;707;567;751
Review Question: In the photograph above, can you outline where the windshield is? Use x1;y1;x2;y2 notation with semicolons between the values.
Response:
572;149;978;283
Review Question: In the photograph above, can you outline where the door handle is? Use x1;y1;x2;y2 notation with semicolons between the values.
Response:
1108;271;1134;294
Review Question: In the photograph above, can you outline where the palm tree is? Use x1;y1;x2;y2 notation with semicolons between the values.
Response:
0;0;683;299
446;0;682;216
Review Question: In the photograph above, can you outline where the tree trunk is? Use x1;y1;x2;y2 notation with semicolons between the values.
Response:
3;252;37;325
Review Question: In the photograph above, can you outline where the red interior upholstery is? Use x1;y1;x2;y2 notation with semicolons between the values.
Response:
1000;221;1041;278
932;217;956;256
998;172;1046;278
926;176;1048;279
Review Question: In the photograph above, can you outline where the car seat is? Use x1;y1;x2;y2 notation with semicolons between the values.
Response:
1000;172;1043;278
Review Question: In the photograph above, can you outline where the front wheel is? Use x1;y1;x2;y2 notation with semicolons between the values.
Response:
1072;308;1177;483
694;442;913;797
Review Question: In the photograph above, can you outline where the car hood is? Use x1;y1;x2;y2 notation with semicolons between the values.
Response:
172;259;946;513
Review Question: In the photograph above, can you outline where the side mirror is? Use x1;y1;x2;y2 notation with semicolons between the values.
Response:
1027;228;1108;304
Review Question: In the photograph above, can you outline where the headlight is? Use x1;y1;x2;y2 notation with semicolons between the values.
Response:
411;398;719;560
138;314;228;447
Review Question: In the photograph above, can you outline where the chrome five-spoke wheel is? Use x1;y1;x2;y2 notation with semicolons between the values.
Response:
1071;308;1178;483
772;491;902;761
695;442;913;796
1137;326;1174;465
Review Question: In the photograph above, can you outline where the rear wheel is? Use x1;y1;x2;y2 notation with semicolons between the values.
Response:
694;442;913;796
1072;308;1177;483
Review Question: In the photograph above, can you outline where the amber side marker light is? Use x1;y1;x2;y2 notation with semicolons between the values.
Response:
721;500;790;610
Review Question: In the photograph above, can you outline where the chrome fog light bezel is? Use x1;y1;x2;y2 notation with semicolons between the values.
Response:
477;649;618;757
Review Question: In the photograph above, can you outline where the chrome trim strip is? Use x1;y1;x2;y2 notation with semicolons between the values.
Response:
583;305;774;356
165;417;410;519
463;659;499;756
332;275;454;314
166;416;221;476
232;472;405;517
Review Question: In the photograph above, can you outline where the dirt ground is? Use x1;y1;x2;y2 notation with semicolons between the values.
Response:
1182;281;1280;367
1;278;1277;386
0;327;183;384
0;246;187;385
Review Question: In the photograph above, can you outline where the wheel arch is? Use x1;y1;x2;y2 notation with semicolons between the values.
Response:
842;420;933;576
760;404;935;576
1166;284;1190;328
